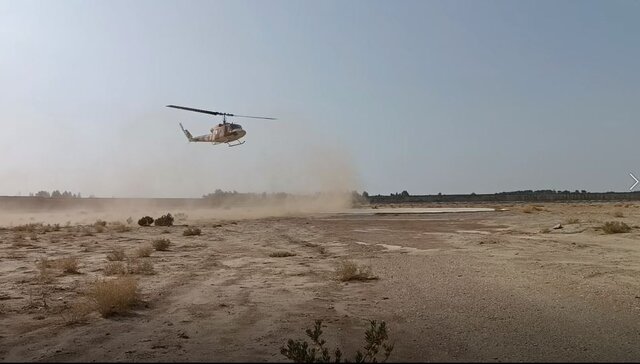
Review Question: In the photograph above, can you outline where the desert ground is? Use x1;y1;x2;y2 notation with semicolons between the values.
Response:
1;201;640;362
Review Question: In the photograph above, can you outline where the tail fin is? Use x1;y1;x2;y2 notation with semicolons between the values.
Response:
179;123;194;141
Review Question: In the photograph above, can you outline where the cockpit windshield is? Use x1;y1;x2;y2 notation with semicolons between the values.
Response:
230;123;242;130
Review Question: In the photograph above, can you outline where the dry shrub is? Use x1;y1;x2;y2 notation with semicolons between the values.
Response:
106;247;126;261
88;277;139;317
522;205;544;213
94;219;107;228
12;223;42;232
602;221;631;234
135;245;153;258
56;256;80;274
152;238;171;251
566;218;580;224
62;300;94;325
335;260;378;282
35;258;53;283
94;225;105;233
110;222;131;233
613;211;624;218
127;258;155;275
270;251;296;258
104;261;127;276
183;227;201;236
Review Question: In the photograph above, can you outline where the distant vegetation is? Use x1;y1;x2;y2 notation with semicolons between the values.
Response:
368;189;640;203
29;190;82;198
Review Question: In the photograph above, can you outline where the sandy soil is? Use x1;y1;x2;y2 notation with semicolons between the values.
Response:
1;202;640;362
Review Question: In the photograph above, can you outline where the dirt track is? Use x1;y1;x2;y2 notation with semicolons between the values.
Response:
1;203;640;362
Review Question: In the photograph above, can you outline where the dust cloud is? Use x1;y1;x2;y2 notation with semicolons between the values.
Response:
0;114;363;225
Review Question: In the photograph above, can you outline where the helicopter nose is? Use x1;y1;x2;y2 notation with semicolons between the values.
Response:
236;129;246;138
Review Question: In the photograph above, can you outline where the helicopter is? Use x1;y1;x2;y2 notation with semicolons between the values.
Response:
166;105;276;147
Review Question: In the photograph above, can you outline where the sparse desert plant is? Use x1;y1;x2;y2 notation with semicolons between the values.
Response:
104;261;127;276
87;276;139;317
126;217;133;225
335;260;378;282
522;205;544;213
56;256;80;274
152;238;171;251
126;258;155;275
135;245;153;258
94;219;107;228
281;319;394;363
270;251;296;258
61;300;94;325
613;211;624;218
602;221;631;234
111;222;131;233
154;213;174;227
106;247;126;261
183;227;201;236
12;223;42;233
35;257;53;283
138;216;154;227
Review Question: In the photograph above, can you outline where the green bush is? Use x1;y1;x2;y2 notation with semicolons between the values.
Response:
138;216;154;227
154;213;174;227
281;319;394;363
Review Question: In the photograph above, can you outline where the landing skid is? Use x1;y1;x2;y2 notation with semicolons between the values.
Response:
227;140;245;147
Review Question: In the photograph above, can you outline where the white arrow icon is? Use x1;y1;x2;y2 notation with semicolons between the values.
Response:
630;173;639;191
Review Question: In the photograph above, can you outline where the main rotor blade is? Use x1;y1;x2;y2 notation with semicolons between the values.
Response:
166;105;276;120
166;105;227;116
232;114;277;120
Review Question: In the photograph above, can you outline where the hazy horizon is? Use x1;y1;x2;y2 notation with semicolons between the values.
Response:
2;0;639;197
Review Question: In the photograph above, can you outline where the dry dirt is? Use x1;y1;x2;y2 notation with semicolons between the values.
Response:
1;202;640;362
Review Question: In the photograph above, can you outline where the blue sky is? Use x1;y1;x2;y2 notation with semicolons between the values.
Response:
1;0;639;197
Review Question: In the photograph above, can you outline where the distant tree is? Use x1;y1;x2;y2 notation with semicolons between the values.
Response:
400;190;410;197
51;190;62;198
362;191;369;198
35;191;50;198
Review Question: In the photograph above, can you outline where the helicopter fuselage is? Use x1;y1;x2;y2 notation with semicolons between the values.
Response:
180;122;246;146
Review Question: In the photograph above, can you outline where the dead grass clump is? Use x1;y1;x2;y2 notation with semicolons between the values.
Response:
12;223;42;233
183;227;201;236
56;256;80;274
61;300;94;325
88;277;139;317
35;258;54;283
106;247;126;261
335;260;378;282
522;205;544;213
269;251;296;258
127;258;155;275
111;222;131;233
152;238;171;251
602;221;631;234
135;245;153;258
613;211;624;218
566;218;580;224
104;261;127;276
